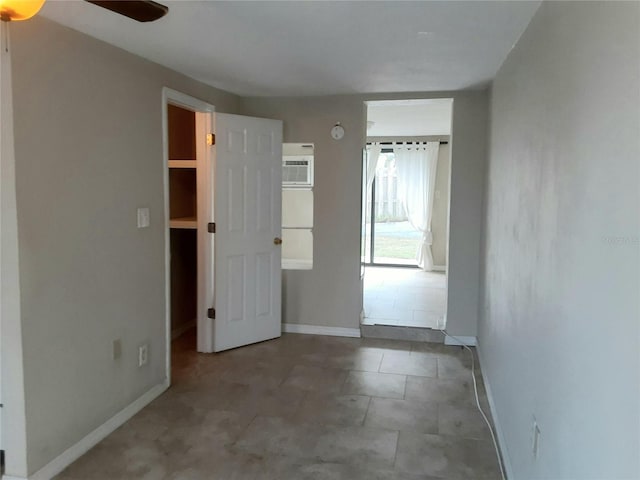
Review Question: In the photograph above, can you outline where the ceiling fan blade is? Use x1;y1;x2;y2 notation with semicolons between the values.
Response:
85;1;168;22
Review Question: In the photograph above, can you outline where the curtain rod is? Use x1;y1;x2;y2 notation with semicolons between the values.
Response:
367;141;448;146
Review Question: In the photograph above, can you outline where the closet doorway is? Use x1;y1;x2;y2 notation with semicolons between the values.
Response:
361;99;453;331
164;91;214;376
163;89;284;383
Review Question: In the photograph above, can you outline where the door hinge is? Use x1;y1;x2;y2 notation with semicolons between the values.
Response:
207;308;216;319
207;222;216;233
206;133;215;146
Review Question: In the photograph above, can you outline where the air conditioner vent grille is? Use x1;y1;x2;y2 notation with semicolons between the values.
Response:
283;155;313;187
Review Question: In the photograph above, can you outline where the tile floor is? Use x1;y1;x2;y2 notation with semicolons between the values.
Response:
364;267;447;329
55;330;500;480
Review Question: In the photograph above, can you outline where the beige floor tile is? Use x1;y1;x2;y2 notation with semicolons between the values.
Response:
234;416;321;459
395;431;501;478
364;397;438;434
166;447;282;480
364;268;447;329
219;359;294;388
282;364;349;393
294;393;371;427
325;350;384;372
379;351;438;377
55;330;501;480
313;425;399;468
342;371;407;399
284;462;440;480
225;383;308;419
437;354;474;379
438;403;493;439
359;337;414;354
156;409;252;455
404;375;475;406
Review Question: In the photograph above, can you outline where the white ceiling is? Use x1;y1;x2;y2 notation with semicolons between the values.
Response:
367;99;453;137
40;1;541;97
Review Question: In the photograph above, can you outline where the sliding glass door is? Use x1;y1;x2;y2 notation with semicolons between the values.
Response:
364;151;420;267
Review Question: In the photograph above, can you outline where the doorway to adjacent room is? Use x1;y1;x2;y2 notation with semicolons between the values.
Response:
361;98;453;330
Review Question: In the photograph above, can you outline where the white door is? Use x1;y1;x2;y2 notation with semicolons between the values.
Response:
211;113;283;352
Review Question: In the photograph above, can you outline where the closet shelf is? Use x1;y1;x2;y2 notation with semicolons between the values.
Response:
170;217;197;229
169;160;197;169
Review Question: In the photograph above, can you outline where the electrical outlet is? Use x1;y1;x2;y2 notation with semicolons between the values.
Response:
138;344;149;367
532;417;541;459
112;339;122;361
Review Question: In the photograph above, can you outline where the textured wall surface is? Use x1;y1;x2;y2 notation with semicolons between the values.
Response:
242;91;488;336
479;2;640;478
11;17;240;475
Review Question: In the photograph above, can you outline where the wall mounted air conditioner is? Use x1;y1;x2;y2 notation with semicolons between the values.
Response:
282;155;314;187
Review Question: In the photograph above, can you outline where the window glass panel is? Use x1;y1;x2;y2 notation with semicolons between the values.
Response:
372;153;420;266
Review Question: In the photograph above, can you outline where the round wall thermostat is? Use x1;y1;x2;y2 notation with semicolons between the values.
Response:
331;123;345;140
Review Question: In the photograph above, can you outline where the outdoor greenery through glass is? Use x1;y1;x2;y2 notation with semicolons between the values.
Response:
364;153;421;266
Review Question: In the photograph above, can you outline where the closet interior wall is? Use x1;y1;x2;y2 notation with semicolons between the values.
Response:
168;105;198;338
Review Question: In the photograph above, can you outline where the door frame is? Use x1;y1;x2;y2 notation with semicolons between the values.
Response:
161;88;215;385
361;99;455;330
1;22;29;475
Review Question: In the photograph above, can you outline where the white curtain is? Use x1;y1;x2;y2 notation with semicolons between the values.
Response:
394;142;440;271
366;143;382;191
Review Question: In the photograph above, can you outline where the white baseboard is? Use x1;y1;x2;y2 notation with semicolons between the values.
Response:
444;335;477;346
283;323;361;338
432;265;446;272
171;320;196;340
9;381;169;480
477;342;514;480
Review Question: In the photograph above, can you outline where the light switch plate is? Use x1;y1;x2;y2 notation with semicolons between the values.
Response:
138;344;148;367
137;207;150;228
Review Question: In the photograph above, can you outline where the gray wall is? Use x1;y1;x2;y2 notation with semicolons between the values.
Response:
8;16;489;476
11;18;240;475
479;2;639;478
241;91;488;336
432;144;450;267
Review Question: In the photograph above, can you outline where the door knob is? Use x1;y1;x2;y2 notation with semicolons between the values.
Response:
274;237;282;245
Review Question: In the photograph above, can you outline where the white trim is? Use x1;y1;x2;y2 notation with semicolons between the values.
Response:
477;342;515;480
161;89;172;389
161;88;216;386
171;320;196;340
432;265;446;272
1;22;29;476
5;382;169;480
283;323;361;338
444;335;477;346
163;88;215;114
194;109;215;354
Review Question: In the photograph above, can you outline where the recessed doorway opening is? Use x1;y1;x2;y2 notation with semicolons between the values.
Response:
361;98;453;331
164;94;212;380
163;90;285;383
